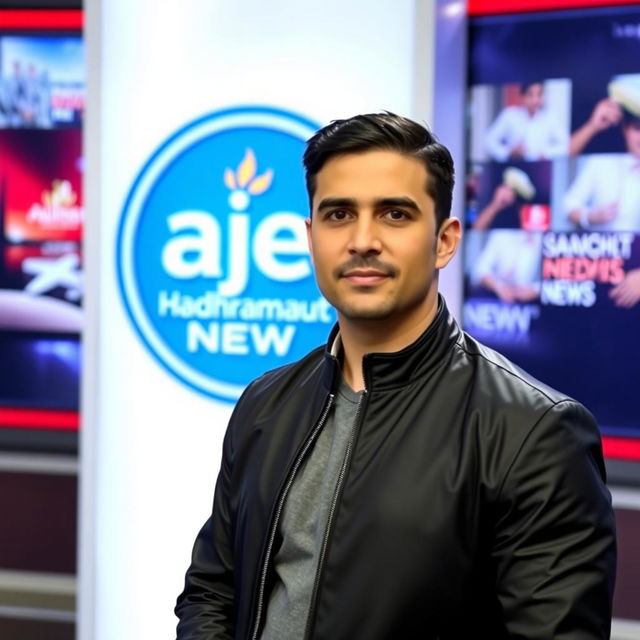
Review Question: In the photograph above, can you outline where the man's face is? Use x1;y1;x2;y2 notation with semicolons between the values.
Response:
522;83;544;115
306;150;449;325
623;121;640;157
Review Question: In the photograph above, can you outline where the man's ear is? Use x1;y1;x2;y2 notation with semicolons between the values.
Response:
435;217;462;269
305;217;314;265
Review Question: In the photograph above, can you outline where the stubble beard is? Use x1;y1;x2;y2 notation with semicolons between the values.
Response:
327;280;434;324
332;291;398;321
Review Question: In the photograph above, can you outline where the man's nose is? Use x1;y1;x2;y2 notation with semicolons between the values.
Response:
347;217;382;254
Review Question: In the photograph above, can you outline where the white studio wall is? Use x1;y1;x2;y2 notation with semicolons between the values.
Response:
78;1;459;638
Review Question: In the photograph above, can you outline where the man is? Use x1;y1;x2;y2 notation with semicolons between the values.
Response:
565;110;640;232
484;82;568;162
176;113;616;639
6;60;27;127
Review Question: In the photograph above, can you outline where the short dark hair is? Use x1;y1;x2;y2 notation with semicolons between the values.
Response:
303;112;454;227
521;81;543;95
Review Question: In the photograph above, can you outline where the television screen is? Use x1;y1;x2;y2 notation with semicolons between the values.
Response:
0;24;83;447
465;5;640;457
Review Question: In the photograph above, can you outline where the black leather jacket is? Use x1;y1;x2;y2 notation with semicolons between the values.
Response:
176;298;616;639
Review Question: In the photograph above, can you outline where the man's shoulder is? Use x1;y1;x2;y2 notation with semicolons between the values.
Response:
455;330;574;410
222;343;332;451
237;342;329;406
453;332;602;477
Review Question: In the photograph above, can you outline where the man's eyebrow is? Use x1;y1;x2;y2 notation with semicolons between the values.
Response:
375;197;420;211
318;198;356;210
316;196;421;211
317;197;357;211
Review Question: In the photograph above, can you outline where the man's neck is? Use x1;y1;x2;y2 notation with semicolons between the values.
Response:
338;294;439;392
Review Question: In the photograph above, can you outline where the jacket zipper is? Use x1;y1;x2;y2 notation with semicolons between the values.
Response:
303;388;368;640
249;393;335;640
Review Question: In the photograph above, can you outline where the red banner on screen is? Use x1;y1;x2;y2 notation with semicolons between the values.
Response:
469;0;640;16
0;9;83;30
602;436;640;462
0;408;79;431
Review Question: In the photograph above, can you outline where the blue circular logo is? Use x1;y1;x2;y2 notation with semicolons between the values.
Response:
116;106;335;402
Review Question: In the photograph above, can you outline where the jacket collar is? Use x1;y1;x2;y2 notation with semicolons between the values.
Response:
323;294;461;392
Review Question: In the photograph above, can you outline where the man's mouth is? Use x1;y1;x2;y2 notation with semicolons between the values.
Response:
342;269;391;286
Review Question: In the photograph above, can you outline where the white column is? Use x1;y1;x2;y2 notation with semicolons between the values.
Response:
79;1;424;638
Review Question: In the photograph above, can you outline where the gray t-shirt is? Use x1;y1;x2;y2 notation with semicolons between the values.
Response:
260;378;363;640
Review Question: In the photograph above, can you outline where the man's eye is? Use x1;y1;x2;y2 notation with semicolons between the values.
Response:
385;209;409;221
327;209;350;221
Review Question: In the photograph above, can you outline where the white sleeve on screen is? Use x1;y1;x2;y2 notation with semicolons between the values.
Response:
542;111;569;158
563;157;598;219
472;231;504;284
484;108;516;163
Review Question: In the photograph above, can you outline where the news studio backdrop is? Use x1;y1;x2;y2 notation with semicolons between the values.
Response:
0;0;621;638
0;9;83;452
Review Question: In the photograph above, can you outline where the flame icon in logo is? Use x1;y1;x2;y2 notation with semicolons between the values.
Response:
224;148;273;211
42;179;78;207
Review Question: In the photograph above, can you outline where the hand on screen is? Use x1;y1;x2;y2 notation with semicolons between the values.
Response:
493;281;518;304
609;268;640;308
588;98;623;133
472;184;517;230
569;98;624;155
491;282;539;304
510;142;526;158
513;284;540;302
589;202;619;226
492;184;517;210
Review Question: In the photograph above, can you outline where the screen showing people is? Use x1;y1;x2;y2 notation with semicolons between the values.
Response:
0;36;84;128
465;7;640;438
0;35;84;419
